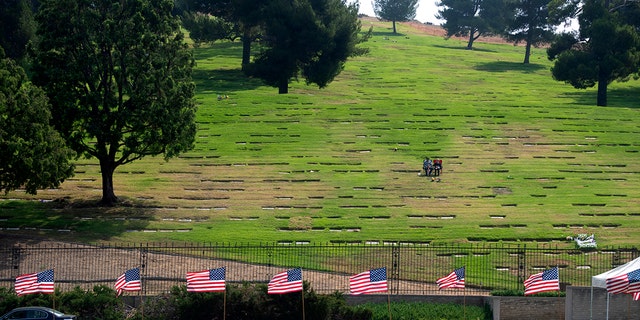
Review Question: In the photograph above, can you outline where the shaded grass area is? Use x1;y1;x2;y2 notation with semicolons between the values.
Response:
1;20;640;249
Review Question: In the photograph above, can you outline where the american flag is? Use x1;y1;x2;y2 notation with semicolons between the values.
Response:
633;292;640;301
15;269;55;296
437;267;465;290
606;268;640;294
187;267;226;292
524;267;560;295
115;267;142;296
349;267;388;295
268;268;303;294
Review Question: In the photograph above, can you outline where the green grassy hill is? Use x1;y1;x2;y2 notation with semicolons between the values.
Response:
2;20;640;247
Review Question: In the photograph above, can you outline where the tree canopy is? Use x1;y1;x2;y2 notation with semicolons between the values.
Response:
503;0;578;63
31;0;197;205
0;48;74;195
0;0;37;64
437;0;507;49
547;0;640;106
247;0;367;94
372;0;419;34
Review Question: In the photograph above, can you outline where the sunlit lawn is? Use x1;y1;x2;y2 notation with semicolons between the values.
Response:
2;19;640;248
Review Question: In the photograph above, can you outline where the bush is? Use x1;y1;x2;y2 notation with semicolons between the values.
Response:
356;301;491;320
490;289;565;297
57;286;124;320
131;282;372;320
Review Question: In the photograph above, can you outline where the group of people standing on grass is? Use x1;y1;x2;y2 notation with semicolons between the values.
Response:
421;157;443;180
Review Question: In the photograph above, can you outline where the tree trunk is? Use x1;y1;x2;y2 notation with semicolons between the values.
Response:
523;40;531;64
99;157;118;206
466;30;474;50
596;79;607;106
597;69;608;106
241;27;252;71
392;20;397;34
278;79;288;94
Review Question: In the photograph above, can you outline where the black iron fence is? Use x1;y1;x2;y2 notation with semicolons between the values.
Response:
1;241;638;296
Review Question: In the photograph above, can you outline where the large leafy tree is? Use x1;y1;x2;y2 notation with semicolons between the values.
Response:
32;0;197;205
547;0;640;106
0;48;74;194
0;0;38;64
372;0;419;34
248;0;367;94
504;0;578;63
437;0;507;49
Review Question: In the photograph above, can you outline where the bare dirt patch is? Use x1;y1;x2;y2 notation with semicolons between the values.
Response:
360;16;515;45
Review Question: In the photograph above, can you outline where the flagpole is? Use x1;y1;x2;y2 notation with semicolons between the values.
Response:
464;292;467;320
140;266;144;320
52;268;56;310
387;290;392;320
557;265;561;318
301;287;306;320
463;266;466;320
627;293;630;320
223;290;227;320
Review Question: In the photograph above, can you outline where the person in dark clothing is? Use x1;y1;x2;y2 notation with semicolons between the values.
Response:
423;157;433;176
433;159;442;176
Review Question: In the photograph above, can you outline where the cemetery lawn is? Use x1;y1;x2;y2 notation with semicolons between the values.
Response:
2;19;639;248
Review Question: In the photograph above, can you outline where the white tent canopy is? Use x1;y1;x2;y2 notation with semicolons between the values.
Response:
590;256;640;319
592;256;640;288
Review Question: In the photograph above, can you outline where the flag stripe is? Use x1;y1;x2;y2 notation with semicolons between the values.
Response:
268;268;303;294
187;267;226;292
606;268;640;294
436;267;465;290
349;267;388;295
524;267;559;295
115;268;141;296
15;269;54;296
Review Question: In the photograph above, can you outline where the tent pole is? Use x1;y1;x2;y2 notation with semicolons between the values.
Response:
590;286;593;320
606;292;609;320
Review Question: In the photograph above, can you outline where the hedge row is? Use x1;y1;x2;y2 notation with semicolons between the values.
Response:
0;283;371;320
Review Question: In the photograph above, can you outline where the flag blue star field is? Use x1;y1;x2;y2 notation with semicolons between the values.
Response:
115;267;141;296
15;269;54;296
349;267;388;295
187;267;226;292
606;268;640;294
524;267;559;295
268;268;303;294
437;267;465;290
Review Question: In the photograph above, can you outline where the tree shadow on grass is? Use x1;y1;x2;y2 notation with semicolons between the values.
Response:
194;68;264;94
371;31;407;38
474;61;546;74
559;87;640;108
193;41;243;61
432;44;497;53
0;199;153;243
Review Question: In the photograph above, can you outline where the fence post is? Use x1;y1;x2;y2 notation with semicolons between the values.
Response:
517;244;526;287
11;246;20;276
390;244;400;295
612;249;621;268
140;243;148;295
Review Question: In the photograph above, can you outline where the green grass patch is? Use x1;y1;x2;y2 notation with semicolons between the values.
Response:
2;20;640;248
